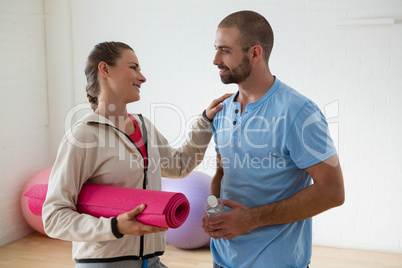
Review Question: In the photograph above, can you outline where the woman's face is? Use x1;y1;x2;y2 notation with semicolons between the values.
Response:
105;49;146;104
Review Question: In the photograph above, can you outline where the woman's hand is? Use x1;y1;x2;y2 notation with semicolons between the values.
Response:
205;93;233;120
116;204;168;236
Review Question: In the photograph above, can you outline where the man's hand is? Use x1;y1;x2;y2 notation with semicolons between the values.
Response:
116;204;168;236
202;199;257;240
205;93;233;120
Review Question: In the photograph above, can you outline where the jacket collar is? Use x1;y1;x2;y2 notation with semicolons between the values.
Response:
80;112;144;130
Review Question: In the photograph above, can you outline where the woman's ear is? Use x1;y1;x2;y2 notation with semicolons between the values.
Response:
98;61;110;78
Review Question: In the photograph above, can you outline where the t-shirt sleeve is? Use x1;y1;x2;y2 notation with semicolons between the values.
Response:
212;120;220;154
286;101;337;169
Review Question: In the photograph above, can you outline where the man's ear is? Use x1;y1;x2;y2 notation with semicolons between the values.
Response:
250;45;263;62
98;61;110;78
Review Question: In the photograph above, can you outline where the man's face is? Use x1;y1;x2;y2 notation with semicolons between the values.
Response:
213;27;252;85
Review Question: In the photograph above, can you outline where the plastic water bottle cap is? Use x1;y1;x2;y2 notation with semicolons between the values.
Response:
207;195;219;207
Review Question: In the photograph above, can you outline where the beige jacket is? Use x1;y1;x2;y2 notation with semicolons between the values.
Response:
42;112;212;262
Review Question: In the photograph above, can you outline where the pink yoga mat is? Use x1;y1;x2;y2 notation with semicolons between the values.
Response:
24;184;190;229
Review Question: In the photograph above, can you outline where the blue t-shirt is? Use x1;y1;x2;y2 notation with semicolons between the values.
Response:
211;78;337;268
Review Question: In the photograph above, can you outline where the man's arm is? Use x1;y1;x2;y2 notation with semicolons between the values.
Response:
253;154;344;226
203;154;344;240
210;154;223;197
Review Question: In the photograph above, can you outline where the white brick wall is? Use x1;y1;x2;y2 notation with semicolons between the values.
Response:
0;0;50;246
1;0;401;254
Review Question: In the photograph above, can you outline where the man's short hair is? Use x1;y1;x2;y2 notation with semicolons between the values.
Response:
218;10;274;65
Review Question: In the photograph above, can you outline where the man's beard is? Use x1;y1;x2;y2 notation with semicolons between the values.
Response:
219;55;252;84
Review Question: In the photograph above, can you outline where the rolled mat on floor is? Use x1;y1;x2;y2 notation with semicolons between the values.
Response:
24;184;190;229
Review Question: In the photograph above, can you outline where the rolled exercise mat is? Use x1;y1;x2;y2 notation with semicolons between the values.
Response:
24;184;190;229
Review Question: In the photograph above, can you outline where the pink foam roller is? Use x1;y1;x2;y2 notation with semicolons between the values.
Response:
24;184;190;229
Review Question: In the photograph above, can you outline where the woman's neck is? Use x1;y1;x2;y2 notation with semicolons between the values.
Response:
95;101;131;130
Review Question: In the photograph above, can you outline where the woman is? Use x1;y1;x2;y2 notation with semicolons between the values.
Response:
42;41;230;267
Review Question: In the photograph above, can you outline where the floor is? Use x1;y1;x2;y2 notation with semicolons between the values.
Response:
0;233;401;268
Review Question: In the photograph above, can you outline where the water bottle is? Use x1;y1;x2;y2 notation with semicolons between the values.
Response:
206;195;225;217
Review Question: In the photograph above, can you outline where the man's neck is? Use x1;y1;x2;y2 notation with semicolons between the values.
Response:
236;73;275;114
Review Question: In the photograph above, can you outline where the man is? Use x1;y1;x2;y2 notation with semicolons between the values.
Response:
202;11;344;268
